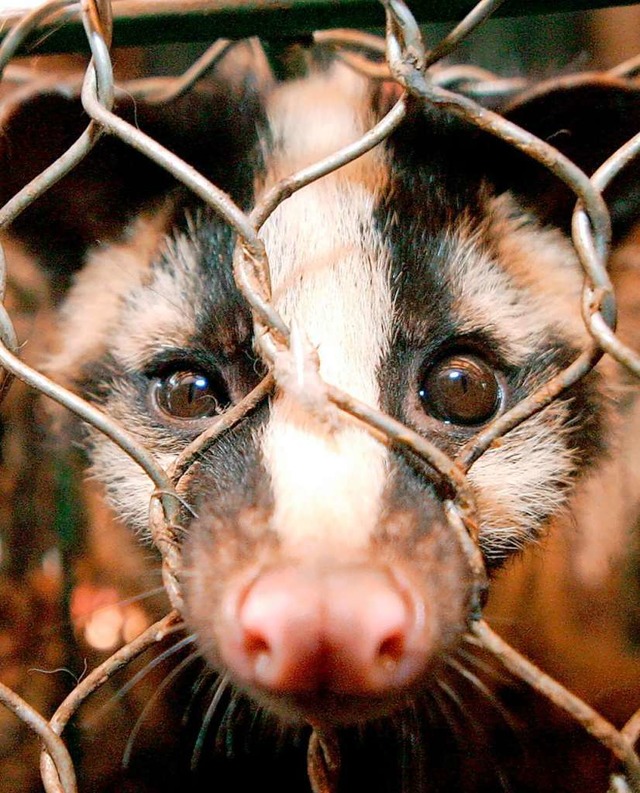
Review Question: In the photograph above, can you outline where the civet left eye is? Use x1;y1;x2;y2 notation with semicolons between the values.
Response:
151;369;230;421
418;352;503;426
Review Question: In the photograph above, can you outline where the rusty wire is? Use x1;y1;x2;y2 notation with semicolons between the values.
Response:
0;0;638;792
473;621;640;789
0;681;77;793
40;611;182;793
307;730;341;793
313;28;529;98
122;38;238;101
422;0;509;69
0;0;78;78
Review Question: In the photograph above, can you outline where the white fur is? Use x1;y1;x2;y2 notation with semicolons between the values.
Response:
111;233;204;373
469;405;575;558
449;210;588;367
260;68;393;554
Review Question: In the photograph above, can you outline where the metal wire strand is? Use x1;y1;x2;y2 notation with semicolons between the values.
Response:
121;38;238;102
169;373;274;483
41;611;182;793
423;0;510;69
308;730;341;793
0;1;638;792
573;129;640;375
608;53;640;79
0;681;77;793
0;0;78;78
624;708;640;748
0;3;102;231
430;64;528;99
472;621;640;791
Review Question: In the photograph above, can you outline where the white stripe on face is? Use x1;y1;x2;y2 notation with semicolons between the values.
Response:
259;68;393;554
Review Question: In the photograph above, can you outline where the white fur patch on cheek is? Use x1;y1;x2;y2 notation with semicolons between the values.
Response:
112;235;202;373
468;406;574;557
447;205;587;367
88;431;177;539
492;204;588;348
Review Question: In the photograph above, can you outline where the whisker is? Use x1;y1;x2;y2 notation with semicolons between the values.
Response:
183;669;213;727
115;634;197;702
245;702;267;752
89;632;195;727
446;655;519;732
437;671;515;793
218;691;242;757
273;717;299;755
431;681;465;739
113;586;168;608
463;633;484;648
435;679;465;716
435;677;500;759
396;701;422;793
455;646;513;687
123;648;202;768
191;674;231;770
78;586;168;618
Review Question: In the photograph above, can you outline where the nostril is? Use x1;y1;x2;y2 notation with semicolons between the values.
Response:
376;632;405;669
244;629;271;661
225;565;426;697
244;629;275;681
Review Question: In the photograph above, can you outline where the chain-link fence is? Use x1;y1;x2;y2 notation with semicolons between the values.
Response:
0;0;639;791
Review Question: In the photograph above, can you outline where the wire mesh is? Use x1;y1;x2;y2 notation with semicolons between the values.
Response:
0;0;638;791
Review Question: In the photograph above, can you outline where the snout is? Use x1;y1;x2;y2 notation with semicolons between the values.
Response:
188;557;464;726
223;565;429;699
184;457;473;727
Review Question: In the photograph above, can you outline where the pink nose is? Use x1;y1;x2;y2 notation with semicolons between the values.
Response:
225;566;425;697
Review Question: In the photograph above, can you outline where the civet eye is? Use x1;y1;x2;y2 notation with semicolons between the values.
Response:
152;370;230;421
419;353;502;426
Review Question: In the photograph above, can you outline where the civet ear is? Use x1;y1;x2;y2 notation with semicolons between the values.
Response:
496;75;640;240
0;67;267;293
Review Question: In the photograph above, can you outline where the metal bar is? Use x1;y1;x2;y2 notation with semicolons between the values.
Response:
0;682;77;793
40;611;182;792
473;621;640;790
2;0;640;55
